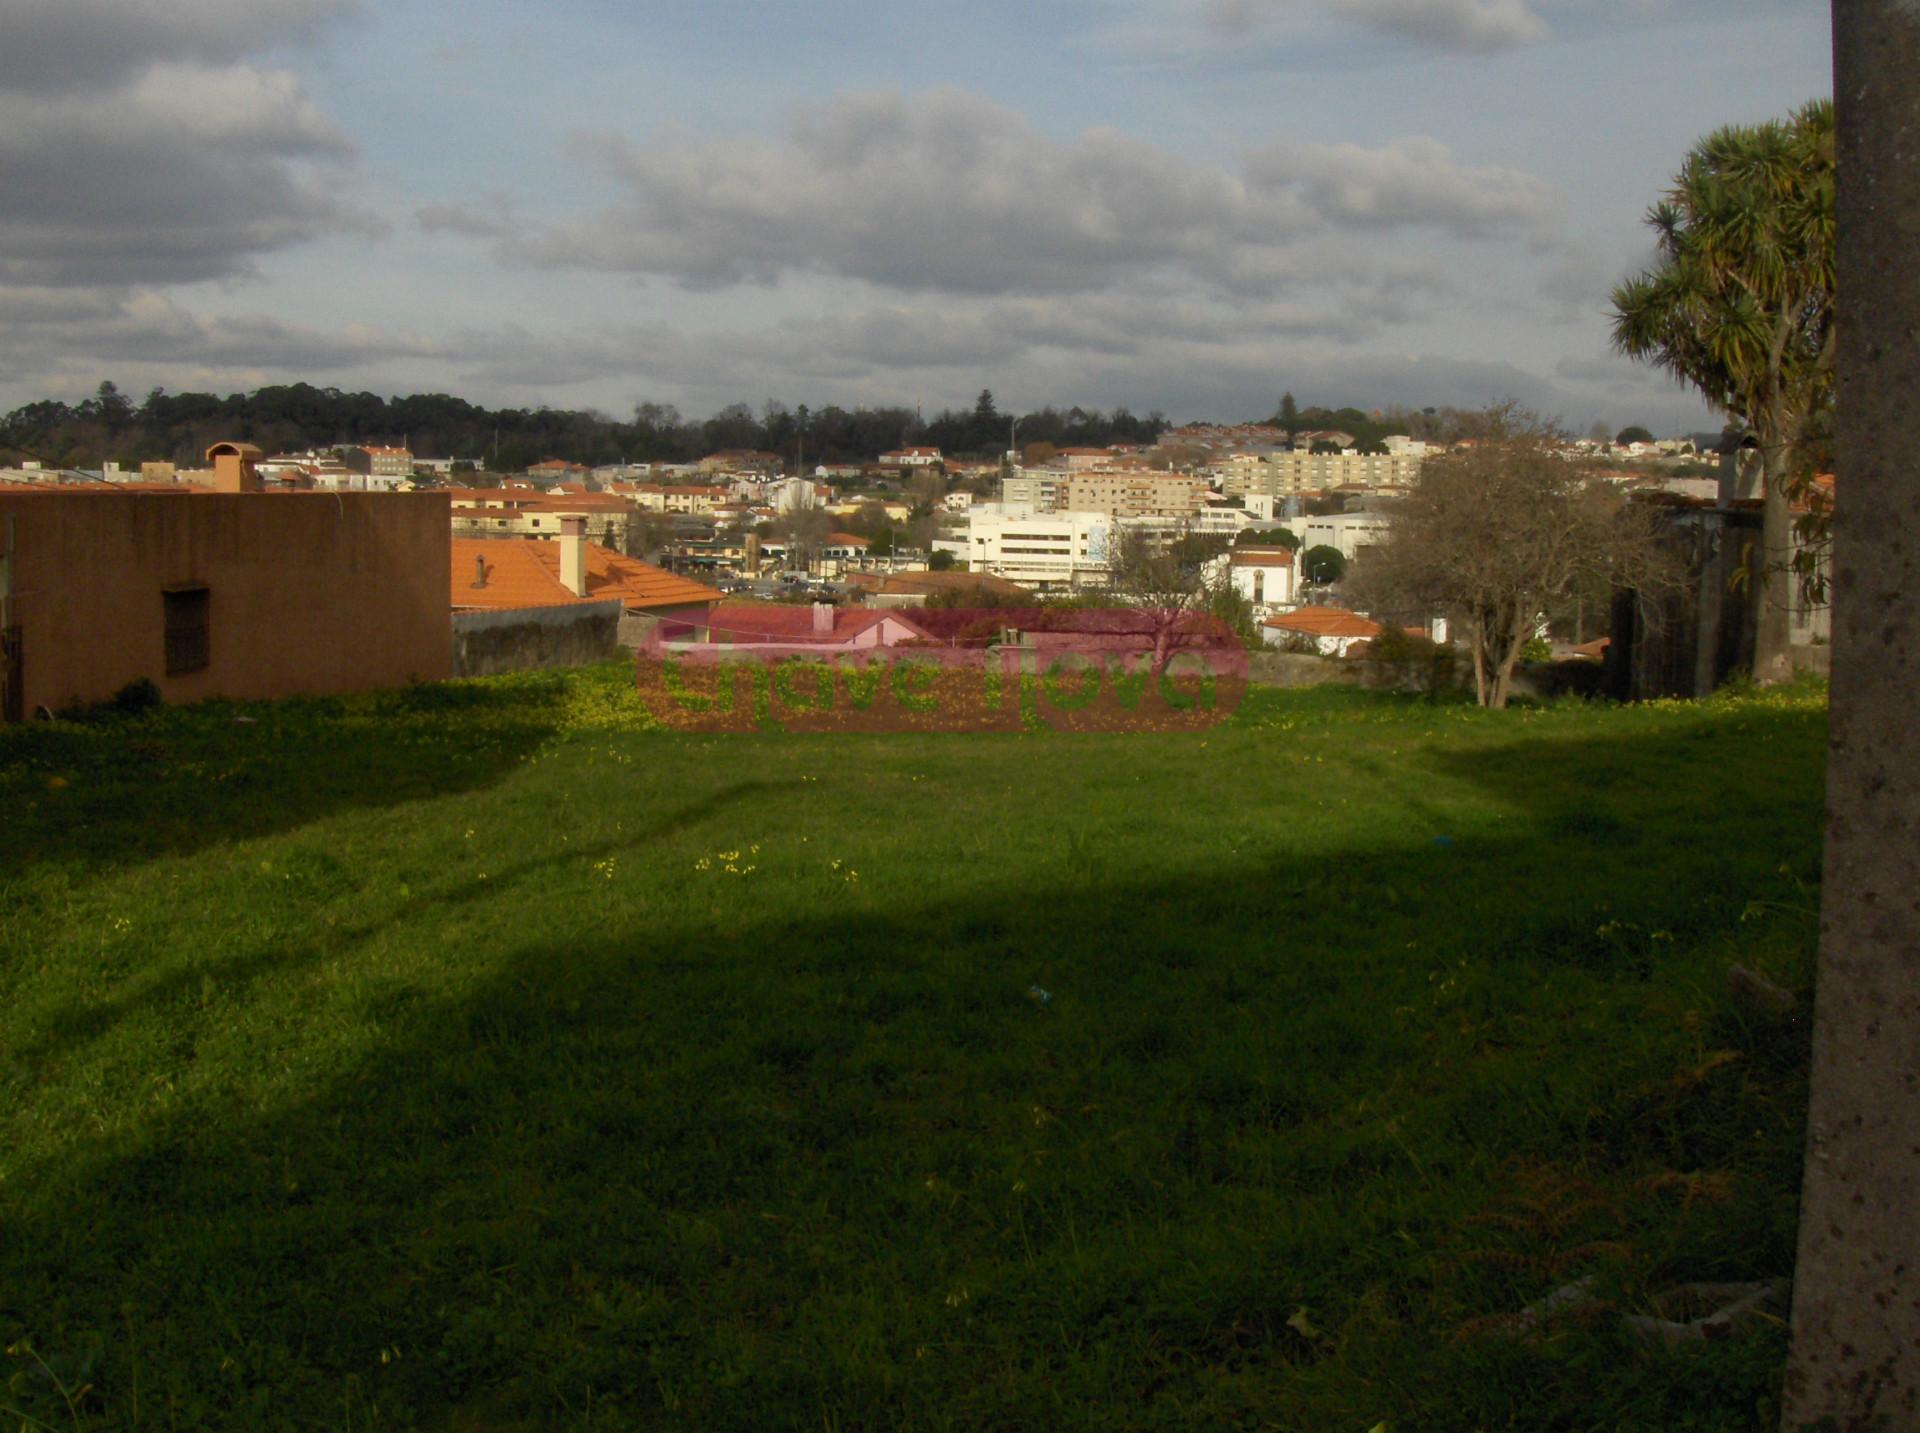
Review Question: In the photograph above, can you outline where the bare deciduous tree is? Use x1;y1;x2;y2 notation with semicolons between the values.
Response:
1103;523;1235;675
771;506;832;570
1352;406;1674;709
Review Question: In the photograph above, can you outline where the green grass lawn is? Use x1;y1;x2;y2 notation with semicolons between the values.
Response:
0;666;1827;1430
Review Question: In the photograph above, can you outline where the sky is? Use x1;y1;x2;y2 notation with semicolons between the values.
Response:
0;0;1832;434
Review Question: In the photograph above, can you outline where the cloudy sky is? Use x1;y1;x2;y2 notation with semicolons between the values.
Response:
1;0;1830;432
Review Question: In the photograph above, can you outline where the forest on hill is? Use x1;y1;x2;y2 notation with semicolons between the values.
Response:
1;383;1180;474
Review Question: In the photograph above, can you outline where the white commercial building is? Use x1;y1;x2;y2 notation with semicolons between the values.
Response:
965;509;1114;590
1287;511;1393;562
965;507;1257;590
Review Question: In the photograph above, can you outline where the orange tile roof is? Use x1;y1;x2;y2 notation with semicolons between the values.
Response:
1263;605;1381;638
451;538;722;613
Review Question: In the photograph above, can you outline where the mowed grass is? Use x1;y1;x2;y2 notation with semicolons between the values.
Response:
0;666;1826;1430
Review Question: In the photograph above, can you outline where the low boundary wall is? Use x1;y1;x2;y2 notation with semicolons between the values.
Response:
452;601;621;677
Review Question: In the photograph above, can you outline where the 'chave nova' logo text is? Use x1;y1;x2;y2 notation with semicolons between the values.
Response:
635;608;1248;733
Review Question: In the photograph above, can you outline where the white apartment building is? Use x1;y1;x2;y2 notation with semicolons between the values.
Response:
765;476;821;513
965;509;1114;590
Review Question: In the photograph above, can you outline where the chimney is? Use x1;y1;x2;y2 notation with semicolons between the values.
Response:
205;441;261;493
812;600;834;635
471;553;487;588
558;513;588;597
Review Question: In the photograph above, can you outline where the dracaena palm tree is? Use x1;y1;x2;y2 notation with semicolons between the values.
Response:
1611;98;1834;684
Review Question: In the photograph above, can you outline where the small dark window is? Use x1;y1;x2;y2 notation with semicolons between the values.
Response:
163;586;209;676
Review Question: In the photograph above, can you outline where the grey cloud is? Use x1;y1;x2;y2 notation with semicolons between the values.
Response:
1332;0;1550;51
1554;351;1661;388
1197;0;1550;51
762;295;1349;375
416;202;515;241
0;287;441;368
0;0;359;94
1535;243;1623;322
1243;136;1560;237
449;289;1494;416
471;89;1553;302
0;285;443;397
514;90;1274;296
0;62;374;287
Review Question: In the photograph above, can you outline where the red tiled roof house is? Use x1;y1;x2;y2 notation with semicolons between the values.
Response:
450;516;721;675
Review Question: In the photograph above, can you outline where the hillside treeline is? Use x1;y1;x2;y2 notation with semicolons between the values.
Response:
0;383;1172;474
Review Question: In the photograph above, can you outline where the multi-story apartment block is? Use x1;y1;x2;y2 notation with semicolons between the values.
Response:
358;445;415;479
1062;471;1205;519
1221;451;1423;498
1000;470;1067;513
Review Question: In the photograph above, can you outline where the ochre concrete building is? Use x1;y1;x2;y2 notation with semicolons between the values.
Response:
0;487;451;718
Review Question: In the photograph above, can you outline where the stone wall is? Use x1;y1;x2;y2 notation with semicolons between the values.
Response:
451;601;621;677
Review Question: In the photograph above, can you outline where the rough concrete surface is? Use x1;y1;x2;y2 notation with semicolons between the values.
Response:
451;601;621;678
1783;6;1920;1426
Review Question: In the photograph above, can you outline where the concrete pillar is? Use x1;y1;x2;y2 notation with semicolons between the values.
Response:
1783;6;1920;1425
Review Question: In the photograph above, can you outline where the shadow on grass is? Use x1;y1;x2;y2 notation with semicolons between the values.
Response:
0;699;1827;1430
0;676;582;884
12;779;798;1068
